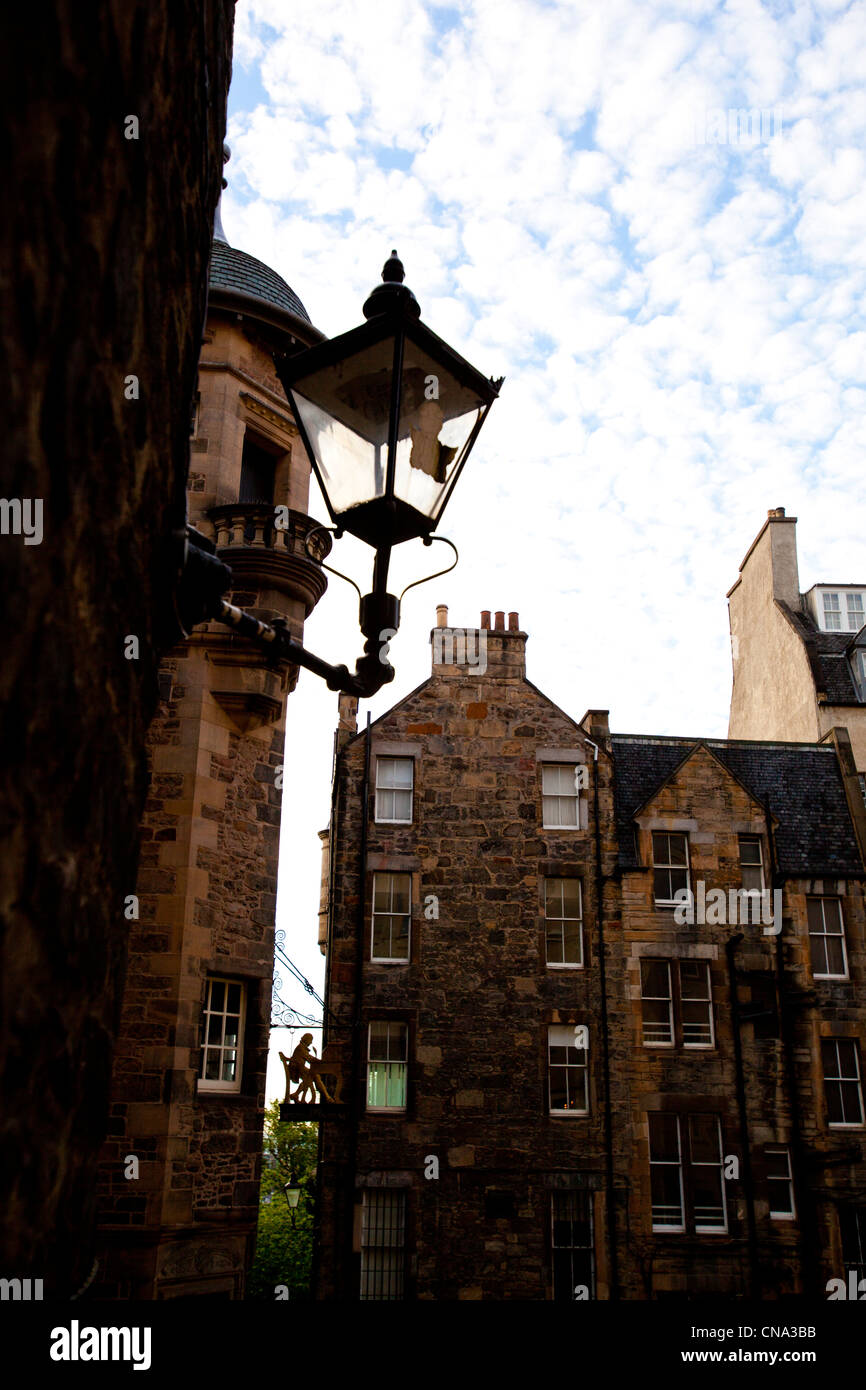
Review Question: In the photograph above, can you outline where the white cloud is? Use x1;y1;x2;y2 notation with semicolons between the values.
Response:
223;0;866;1066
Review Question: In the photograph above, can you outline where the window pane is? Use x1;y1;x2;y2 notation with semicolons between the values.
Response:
209;980;225;1012
649;1113;680;1162
360;1191;405;1301
226;984;241;1013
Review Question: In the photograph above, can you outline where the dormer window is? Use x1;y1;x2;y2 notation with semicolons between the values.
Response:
823;592;842;629
820;589;865;632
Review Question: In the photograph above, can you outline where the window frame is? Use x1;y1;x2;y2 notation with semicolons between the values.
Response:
639;958;715;1050
371;870;412;964
839;1207;866;1283
360;1190;406;1300
197;975;246;1094
366;1020;409;1113
807;896;849;980
738;834;765;894
651;831;690;906
541;763;581;830
823;591;842;630
822;1038;865;1128
648;1112;727;1235
544;876;584;969
547;1025;589;1116
374;756;414;825
766;1146;796;1221
551;1191;595;1300
847;592;865;631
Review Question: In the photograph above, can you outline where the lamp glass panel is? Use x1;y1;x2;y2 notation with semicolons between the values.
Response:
290;339;395;514
393;339;486;521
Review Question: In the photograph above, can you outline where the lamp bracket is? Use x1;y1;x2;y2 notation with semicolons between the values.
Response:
398;535;459;602
304;524;362;601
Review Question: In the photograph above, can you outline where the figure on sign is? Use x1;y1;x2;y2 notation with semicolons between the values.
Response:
280;1034;345;1104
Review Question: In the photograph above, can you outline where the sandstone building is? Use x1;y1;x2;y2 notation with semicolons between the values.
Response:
728;508;866;845
95;210;329;1298
311;608;866;1299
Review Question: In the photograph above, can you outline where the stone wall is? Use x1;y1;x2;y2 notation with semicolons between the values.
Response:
0;3;233;1292
317;616;622;1299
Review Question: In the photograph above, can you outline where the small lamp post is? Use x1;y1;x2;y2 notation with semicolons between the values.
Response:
204;251;502;696
283;1178;301;1227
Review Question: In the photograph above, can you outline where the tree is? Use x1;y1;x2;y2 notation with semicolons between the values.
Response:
247;1101;318;1300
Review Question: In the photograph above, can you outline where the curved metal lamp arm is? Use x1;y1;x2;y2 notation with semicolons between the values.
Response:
399;536;458;602
304;523;362;602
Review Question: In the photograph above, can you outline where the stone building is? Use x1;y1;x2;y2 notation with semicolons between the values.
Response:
310;607;866;1299
94;212;329;1298
728;509;866;846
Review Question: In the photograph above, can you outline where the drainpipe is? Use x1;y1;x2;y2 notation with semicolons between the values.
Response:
342;712;371;1298
725;932;759;1296
586;736;619;1300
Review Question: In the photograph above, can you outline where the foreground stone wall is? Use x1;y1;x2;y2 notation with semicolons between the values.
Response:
0;3;234;1292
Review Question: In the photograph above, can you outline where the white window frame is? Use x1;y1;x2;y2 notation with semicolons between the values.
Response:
640;960;714;1049
640;960;674;1047
822;1038;865;1128
544;877;584;968
374;756;414;824
766;1146;796;1220
823;592;842;630
548;1025;589;1115
541;764;580;829
738;834;765;894
689;1115;728;1234
846;592;865;631
679;960;715;1049
366;1021;408;1113
371;871;412;964
652;831;690;905
649;1113;685;1232
360;1190;406;1300
808;897;848;980
198;975;245;1094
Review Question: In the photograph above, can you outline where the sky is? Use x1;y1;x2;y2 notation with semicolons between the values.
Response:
219;0;866;1098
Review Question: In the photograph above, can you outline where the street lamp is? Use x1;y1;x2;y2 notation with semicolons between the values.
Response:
205;251;502;697
283;1179;301;1227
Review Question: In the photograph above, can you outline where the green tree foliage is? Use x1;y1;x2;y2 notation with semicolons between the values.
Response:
247;1101;318;1301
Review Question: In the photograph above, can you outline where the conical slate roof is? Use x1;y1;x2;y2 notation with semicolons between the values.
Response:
209;239;311;325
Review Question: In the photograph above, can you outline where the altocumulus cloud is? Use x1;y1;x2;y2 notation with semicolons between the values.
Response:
221;0;866;1061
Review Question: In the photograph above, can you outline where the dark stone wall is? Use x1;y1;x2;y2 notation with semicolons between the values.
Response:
0;3;234;1293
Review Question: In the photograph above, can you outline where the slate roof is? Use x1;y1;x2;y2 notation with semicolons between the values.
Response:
777;602;863;703
610;734;864;877
209;240;311;324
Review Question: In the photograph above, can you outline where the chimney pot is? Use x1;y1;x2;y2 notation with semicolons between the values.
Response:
494;610;505;631
768;507;786;518
480;610;491;629
508;611;519;631
436;604;448;628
